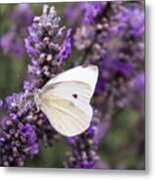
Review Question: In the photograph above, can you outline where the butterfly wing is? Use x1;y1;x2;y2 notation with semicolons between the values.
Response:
37;65;99;136
40;82;93;136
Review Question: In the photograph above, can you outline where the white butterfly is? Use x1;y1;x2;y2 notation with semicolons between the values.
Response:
34;65;99;137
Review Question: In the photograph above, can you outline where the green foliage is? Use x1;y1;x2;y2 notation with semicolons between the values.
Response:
25;139;69;168
99;110;144;169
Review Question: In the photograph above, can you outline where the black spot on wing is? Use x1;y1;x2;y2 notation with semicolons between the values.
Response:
72;94;78;99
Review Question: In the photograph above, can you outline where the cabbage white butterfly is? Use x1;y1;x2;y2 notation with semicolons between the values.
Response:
34;65;99;137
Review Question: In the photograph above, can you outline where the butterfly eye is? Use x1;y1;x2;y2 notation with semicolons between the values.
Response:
72;94;78;99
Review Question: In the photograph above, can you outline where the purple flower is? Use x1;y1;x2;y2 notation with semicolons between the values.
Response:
130;8;144;37
5;93;32;116
130;73;144;96
23;81;31;91
84;122;96;136
64;1;143;169
73;1;144;109
113;60;132;76
81;2;103;24
0;99;3;108
9;113;18;121
24;37;38;59
0;32;13;54
12;42;25;58
18;123;39;156
0;4;33;58
25;5;72;90
0;117;39;166
74;26;95;50
57;28;72;61
0;4;71;167
11;4;33;26
64;2;83;27
19;123;33;138
0;90;40;166
111;4;144;37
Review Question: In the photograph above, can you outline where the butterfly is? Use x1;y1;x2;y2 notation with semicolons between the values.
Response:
34;65;99;137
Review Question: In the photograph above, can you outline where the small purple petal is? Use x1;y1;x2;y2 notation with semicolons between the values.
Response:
0;99;3;108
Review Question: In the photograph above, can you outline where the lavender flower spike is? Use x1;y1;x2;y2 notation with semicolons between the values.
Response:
0;4;33;58
23;4;73;146
0;4;72;166
0;93;39;167
24;4;73;145
65;110;100;169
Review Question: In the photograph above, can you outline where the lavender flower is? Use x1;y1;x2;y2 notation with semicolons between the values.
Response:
0;4;33;58
57;28;72;61
131;73;144;96
5;93;32;116
64;2;83;28
11;4;33;25
0;93;38;166
24;4;72;145
64;1;144;169
65;110;100;169
18;123;39;156
64;2;104;27
0;4;72;166
25;4;72;89
73;1;144;109
81;2;103;25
